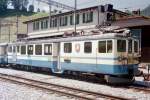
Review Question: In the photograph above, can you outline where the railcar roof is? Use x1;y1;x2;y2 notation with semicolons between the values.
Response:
9;33;133;45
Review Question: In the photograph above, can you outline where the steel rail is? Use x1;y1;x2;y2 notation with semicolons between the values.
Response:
0;73;131;100
128;85;150;93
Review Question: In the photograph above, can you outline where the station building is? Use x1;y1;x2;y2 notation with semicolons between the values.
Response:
23;4;150;63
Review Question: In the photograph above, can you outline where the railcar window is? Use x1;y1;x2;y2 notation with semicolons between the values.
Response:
64;43;72;53
8;46;12;53
107;40;112;53
35;45;42;55
21;46;26;55
44;44;52;55
99;41;106;53
117;40;126;52
134;41;138;53
28;45;33;55
17;46;20;53
84;42;92;53
128;40;132;53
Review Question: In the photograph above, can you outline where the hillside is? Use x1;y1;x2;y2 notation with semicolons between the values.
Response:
0;10;49;43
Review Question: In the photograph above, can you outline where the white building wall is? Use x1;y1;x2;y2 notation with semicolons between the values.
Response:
27;8;107;39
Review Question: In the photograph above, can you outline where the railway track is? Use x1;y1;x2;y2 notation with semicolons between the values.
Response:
128;85;150;93
0;73;131;100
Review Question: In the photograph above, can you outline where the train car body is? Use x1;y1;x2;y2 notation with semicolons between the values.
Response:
6;31;140;83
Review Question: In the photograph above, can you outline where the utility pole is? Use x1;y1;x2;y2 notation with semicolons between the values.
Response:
74;0;77;33
8;23;11;42
98;0;101;25
49;0;52;28
0;20;1;43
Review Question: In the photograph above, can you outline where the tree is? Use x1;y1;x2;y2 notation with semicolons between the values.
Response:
11;0;29;11
37;8;40;12
0;0;10;12
28;5;34;12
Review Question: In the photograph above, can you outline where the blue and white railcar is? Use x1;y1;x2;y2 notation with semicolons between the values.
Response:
7;32;140;83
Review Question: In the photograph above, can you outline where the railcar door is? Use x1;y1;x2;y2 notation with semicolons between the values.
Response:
97;40;113;74
12;46;17;63
52;42;61;73
127;39;139;64
0;45;7;64
27;45;33;66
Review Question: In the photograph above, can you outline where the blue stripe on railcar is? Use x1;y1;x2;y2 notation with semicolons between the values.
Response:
0;56;7;64
7;58;138;75
8;59;57;68
60;62;138;75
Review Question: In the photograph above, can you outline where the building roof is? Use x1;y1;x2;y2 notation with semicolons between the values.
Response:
23;5;129;24
110;16;150;28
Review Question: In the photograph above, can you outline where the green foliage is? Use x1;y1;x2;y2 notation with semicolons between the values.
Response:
11;0;29;11
0;0;10;12
29;5;34;12
0;9;35;17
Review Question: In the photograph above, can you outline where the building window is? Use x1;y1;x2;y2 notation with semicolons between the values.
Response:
28;45;33;55
21;46;26;55
44;44;52;55
41;20;48;29
64;43;72;53
60;16;68;26
117;40;126;52
128;40;132;53
50;18;57;28
99;41;106;53
70;15;73;25
33;21;39;30
8;46;12;53
70;14;80;25
107;40;112;53
35;45;42;55
83;11;93;23
84;42;92;53
134;41;138;53
17;46;20;53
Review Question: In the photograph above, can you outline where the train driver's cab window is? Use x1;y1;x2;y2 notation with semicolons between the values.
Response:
21;46;26;55
128;40;132;53
17;46;20;53
117;40;126;52
99;41;106;53
84;42;92;53
134;41;138;53
35;45;42;55
28;45;33;55
44;44;52;55
64;43;72;53
98;40;112;53
8;46;12;53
